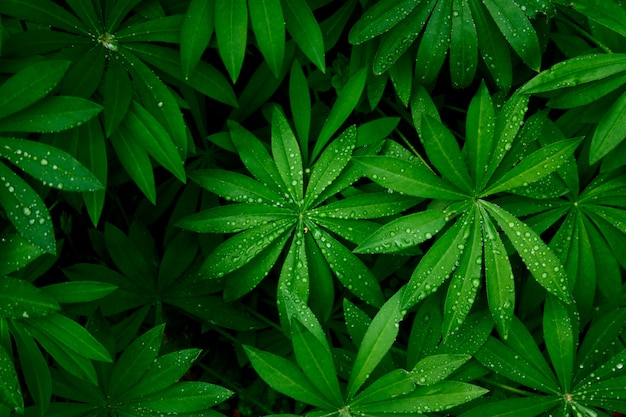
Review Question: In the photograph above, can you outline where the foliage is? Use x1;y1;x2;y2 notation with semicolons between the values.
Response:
0;0;625;416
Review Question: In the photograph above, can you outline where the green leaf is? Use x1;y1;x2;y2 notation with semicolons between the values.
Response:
105;0;142;32
223;231;290;301
353;155;469;200
77;119;107;226
458;396;560;417
401;209;471;309
481;208;515;340
590;90;626;164
305;126;356;207
115;15;183;43
411;354;470;385
11;324;51;413
109;325;165;398
121;50;188;154
470;0;512;91
109;122;156;204
59;46;105;99
346;288;404;400
311;68;366;160
0;162;55;254
352;381;487;414
415;0;452;85
289;60;311;155
278;231;310;302
176;204;293;233
0;60;70;119
282;0;325;72
343;298;372;347
0;343;22;413
421;115;473;194
0;232;44;276
442;212;482;338
483;138;583;196
355;209;447;254
0;0;86;34
410;84;441;135
272;107;304;202
350;369;416;406
118;348;202;400
0;137;103;192
0;277;58;319
311;192;418;221
124;381;232;413
190;168;286;205
482;201;572;304
0;96;102;133
22;313;112;363
450;0;478;88
123;102;186;182
565;0;626;38
181;0;215;78
103;56;132;137
520;53;626;94
475;337;561;393
348;0;420;44
481;0;541;71
64;0;100;34
215;0;247;83
291;319;342;407
40;282;117;304
356;117;400;147
310;226;384;307
199;218;294;278
543;295;575;392
372;0;436;75
244;345;335;409
249;0;285;76
466;82;495;188
104;223;154;291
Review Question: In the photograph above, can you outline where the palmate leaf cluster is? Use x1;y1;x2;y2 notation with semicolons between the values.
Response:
0;0;625;416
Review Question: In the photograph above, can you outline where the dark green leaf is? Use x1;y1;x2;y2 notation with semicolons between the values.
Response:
190;168;286;205
0;232;44;276
272;107;304;202
459;396;560;417
350;369;416;406
565;0;626;38
311;192;418;221
0;0;86;34
124;381;232;413
590;90;626;164
244;345;335;409
289;60;311;155
411;354;470;385
0;60;70;119
11;324;51;413
0;137;103;192
109;325;165;398
346;288;404;400
40;282;117;304
291;319;342;407
311;68;366;160
103;56;132;137
0;162;55;254
466;82;495;188
176;204;293;233
450;0;478;88
415;0;452;85
282;0;325;71
0;96;102;133
215;0;247;82
348;0;420;44
249;0;285;76
353;155;469;200
0;343;22;413
543;295;575;392
181;0;215;78
355;209;446;254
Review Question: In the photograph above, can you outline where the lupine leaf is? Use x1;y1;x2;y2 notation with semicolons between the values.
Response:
0;276;59;319
543;295;575;392
349;0;420;45
0;343;22;413
311;69;366;160
123;382;232;413
181;0;215;78
249;0;285;76
590;90;626;164
282;0;325;72
450;0;478;88
411;354;470;385
176;204;293;233
0;96;102;133
346;289;404;400
349;369;416;406
272;107;304;202
103;57;132;137
0;60;70;119
0;162;55;254
244;345;335;409
0;137;103;192
415;0;452;85
458;396;560;417
215;0;247;83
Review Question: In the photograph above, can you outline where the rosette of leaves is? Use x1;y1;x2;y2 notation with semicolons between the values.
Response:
353;83;582;339
0;60;103;255
62;220;264;331
176;105;420;318
243;287;488;416
40;324;233;417
460;300;626;417
349;0;554;92
0;275;117;414
0;0;239;215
